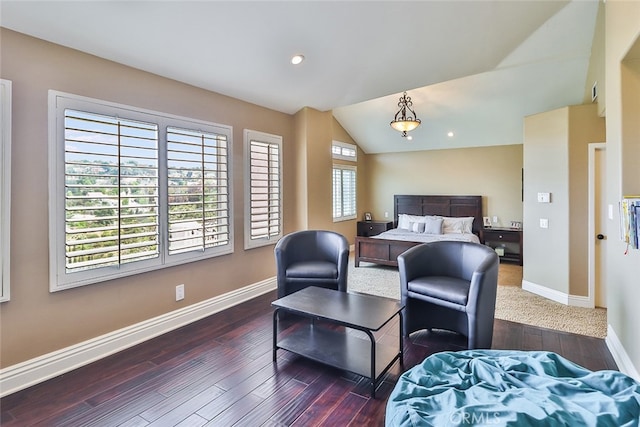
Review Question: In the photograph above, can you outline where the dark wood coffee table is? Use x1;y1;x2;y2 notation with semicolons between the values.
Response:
272;286;404;398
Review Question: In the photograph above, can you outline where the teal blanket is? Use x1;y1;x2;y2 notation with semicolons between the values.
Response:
386;350;640;426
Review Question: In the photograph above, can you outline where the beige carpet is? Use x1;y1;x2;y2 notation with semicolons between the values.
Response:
348;257;607;339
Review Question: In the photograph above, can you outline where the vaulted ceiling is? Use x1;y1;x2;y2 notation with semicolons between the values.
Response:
0;1;600;153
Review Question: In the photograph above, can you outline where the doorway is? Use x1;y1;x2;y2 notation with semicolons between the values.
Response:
588;143;607;308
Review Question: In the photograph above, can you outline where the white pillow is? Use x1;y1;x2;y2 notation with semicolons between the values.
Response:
423;217;443;234
442;217;474;234
398;214;432;230
397;214;410;229
408;221;426;233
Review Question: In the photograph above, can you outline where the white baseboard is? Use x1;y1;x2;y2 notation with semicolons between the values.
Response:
522;280;569;305
522;280;596;308
0;277;277;397
568;294;594;308
606;324;640;382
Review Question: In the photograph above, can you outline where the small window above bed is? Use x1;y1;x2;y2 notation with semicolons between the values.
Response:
331;141;357;162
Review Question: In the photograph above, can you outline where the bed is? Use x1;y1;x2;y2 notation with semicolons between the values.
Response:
355;195;484;267
386;350;640;427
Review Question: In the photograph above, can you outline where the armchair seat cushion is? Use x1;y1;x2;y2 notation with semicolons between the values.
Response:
286;261;338;279
408;276;470;306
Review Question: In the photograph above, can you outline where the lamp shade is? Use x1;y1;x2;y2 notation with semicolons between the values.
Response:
390;119;420;133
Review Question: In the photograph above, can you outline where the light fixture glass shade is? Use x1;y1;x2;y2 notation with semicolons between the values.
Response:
390;91;421;137
390;120;420;133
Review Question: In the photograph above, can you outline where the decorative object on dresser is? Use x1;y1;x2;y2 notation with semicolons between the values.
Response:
354;195;484;267
483;227;523;265
357;220;393;237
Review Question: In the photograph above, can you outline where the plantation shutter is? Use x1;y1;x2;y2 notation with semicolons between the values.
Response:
248;139;281;241
333;168;343;219
167;127;229;254
64;109;159;272
333;166;356;220
342;168;356;217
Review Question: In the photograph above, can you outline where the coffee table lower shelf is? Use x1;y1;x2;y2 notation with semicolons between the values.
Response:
274;322;402;398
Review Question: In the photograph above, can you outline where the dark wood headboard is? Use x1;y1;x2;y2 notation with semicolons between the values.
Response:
393;195;484;237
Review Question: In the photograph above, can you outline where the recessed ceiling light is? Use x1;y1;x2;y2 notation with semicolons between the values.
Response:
447;131;454;138
406;135;413;141
291;54;305;65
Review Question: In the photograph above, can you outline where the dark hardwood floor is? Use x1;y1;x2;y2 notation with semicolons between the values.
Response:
1;290;618;426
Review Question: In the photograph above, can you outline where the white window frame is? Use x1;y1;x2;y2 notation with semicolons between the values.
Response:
49;91;233;291
244;129;283;249
331;140;357;162
164;126;233;259
333;164;357;222
1;79;11;302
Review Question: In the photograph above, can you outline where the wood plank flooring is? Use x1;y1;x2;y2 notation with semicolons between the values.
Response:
0;290;618;426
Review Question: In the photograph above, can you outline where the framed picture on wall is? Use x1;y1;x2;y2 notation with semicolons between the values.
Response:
483;217;491;227
364;212;372;221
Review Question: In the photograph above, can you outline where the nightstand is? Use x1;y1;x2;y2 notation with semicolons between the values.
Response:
483;228;523;265
357;221;393;237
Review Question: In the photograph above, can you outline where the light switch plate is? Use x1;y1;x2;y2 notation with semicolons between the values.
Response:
537;192;551;203
540;218;549;228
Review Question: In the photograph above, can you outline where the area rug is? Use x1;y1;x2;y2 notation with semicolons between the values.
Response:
348;258;607;339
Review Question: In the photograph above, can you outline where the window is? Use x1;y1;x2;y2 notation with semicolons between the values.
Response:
62;109;160;274
333;165;357;221
49;91;233;291
244;130;282;249
332;140;357;161
1;79;11;302
167;127;230;255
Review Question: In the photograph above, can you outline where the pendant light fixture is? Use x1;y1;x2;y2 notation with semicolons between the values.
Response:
390;91;421;138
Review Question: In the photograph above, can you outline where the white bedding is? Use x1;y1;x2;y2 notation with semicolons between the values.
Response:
372;228;480;244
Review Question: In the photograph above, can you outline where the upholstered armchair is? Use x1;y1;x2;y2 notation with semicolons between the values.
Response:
274;230;349;298
398;241;499;349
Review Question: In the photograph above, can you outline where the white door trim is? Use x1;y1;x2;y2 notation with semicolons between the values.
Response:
588;142;606;309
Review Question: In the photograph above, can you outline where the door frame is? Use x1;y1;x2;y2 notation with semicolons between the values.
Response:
587;142;606;308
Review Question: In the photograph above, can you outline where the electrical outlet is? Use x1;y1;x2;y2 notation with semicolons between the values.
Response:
384;211;389;218
176;284;185;301
492;216;498;224
539;218;549;229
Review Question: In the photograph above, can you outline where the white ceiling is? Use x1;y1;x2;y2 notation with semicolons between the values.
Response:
0;1;599;154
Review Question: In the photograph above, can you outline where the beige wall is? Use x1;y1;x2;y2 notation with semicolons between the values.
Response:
584;1;606;116
568;105;606;296
605;0;640;377
331;117;363;241
363;145;524;227
0;29;298;367
292;108;362;242
523;108;571;293
523;104;605;296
